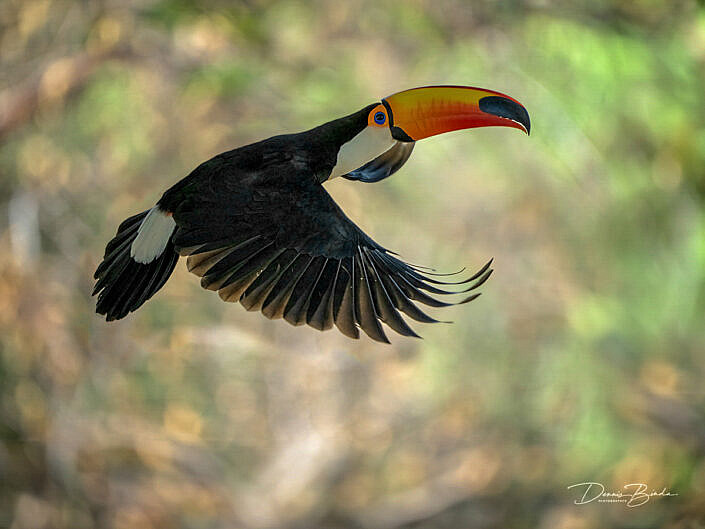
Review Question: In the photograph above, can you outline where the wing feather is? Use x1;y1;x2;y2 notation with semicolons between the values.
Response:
332;262;359;339
261;255;314;320
354;250;389;343
284;256;327;326
241;249;299;311
307;260;340;331
169;160;490;341
218;271;260;302
363;248;420;338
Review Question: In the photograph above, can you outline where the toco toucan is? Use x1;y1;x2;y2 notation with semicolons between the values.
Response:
94;85;530;343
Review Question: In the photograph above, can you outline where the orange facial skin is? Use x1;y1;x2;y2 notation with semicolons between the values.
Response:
367;104;389;128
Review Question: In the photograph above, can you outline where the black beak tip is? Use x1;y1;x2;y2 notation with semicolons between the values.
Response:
479;95;531;135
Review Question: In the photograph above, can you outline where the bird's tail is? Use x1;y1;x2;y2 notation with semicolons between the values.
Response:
94;207;179;321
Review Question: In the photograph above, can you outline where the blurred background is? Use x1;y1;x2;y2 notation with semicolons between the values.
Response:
1;0;705;527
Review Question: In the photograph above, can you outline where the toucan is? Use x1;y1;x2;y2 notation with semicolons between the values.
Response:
94;85;530;343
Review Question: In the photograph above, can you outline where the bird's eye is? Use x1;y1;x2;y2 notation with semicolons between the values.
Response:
374;111;386;125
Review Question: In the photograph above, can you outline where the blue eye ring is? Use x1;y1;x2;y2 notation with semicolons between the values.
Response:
374;111;386;125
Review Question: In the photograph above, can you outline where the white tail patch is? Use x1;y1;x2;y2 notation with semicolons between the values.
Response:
131;207;176;264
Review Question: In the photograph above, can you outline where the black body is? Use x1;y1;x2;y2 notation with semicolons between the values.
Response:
94;105;493;342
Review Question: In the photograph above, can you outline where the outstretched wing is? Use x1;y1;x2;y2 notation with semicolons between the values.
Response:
170;175;491;343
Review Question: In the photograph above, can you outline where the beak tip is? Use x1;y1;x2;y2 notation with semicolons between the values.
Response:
478;95;530;136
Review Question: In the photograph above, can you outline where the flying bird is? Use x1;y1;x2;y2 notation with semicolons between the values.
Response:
94;85;530;342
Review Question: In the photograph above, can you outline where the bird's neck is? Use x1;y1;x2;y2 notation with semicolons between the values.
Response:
300;103;394;182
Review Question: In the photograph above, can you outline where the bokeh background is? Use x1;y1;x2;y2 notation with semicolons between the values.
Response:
2;1;705;528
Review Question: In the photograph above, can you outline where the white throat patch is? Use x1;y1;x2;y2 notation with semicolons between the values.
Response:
329;126;395;179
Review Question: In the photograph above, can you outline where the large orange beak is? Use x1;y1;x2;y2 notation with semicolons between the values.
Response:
381;85;530;142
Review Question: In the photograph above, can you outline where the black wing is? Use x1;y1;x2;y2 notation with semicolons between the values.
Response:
170;172;491;343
